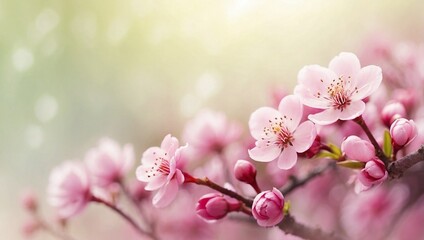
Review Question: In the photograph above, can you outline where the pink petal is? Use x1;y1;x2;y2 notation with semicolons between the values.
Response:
277;146;297;170
308;109;340;125
351;65;383;101
328;52;361;79
339;101;366;120
248;144;280;162
161;134;180;156
249;107;282;139
278;95;302;132
144;175;167;191
292;121;317;152
296;65;337;109
152;179;179;208
141;147;166;165
135;165;152;182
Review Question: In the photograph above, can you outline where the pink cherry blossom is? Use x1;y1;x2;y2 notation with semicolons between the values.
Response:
381;101;406;127
252;188;285;227
341;135;375;162
85;138;134;188
196;193;240;222
248;95;317;169
294;52;382;125
20;189;38;213
182;109;242;157
356;158;388;193
47;161;91;219
136;134;186;208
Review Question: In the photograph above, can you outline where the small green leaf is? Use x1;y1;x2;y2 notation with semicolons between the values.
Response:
315;151;339;160
283;200;290;215
337;160;366;169
328;143;342;157
383;130;393;158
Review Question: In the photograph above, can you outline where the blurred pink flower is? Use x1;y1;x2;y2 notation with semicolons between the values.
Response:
85;138;134;188
248;95;316;169
196;193;240;222
341;185;408;240
136;134;186;208
182;110;242;157
47;161;91;219
294;52;382;125
21;218;40;238
390;118;417;148
341;135;375;162
252;188;285;227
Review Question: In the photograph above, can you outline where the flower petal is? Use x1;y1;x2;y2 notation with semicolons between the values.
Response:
161;134;180;156
292;121;317;152
339;101;366;120
249;107;282;139
328;52;361;79
278;95;302;132
351;65;383;101
145;175;167;191
248;144;280;162
277;146;297;170
295;65;337;109
152;179;179;208
308;109;340;125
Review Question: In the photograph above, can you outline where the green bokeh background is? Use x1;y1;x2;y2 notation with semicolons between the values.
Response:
1;0;423;239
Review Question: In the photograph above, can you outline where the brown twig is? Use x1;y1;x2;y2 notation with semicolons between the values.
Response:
388;145;424;179
91;196;156;239
192;177;254;207
353;116;389;165
281;161;335;195
278;214;346;240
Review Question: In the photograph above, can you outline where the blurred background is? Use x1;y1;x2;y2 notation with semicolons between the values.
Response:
2;0;424;239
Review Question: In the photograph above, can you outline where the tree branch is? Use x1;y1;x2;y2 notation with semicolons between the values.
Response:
281;161;335;195
388;145;424;179
278;214;346;240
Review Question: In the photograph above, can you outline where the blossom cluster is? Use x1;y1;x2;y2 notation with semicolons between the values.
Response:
21;40;424;240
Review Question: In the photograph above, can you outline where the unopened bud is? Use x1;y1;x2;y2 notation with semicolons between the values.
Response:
234;160;257;184
390;118;417;149
381;101;406;127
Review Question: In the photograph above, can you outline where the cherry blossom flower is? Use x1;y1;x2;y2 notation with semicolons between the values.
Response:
136;134;186;208
47;161;91;219
182;109;242;157
390;118;417;149
356;158;388;193
85;138;134;188
341;135;375;162
294;52;382;125
248;95;317;169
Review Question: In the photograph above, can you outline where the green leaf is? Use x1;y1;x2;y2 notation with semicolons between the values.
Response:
315;151;339;160
337;160;366;169
328;143;342;157
383;130;392;158
283;200;290;215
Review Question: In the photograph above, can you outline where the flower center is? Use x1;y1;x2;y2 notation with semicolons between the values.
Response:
262;118;294;149
322;76;356;111
145;152;171;178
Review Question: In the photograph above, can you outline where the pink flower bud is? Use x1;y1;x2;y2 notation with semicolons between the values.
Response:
381;101;406;127
47;161;91;219
196;193;240;221
234;160;257;184
357;158;387;191
341;136;375;162
252;188;285;227
390;118;417;148
20;190;38;213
